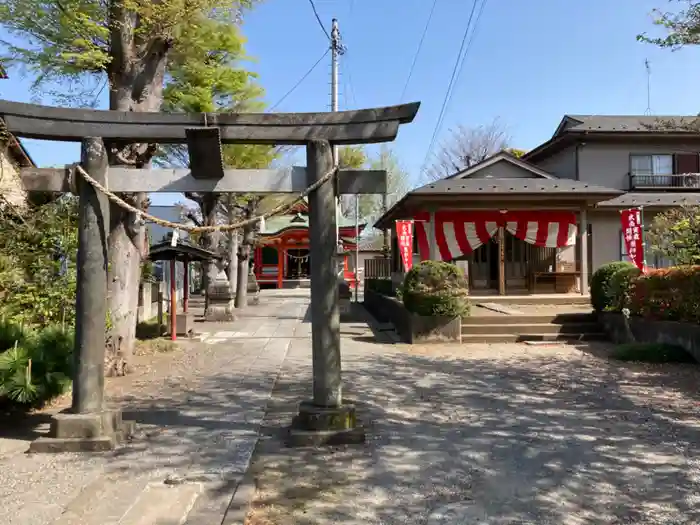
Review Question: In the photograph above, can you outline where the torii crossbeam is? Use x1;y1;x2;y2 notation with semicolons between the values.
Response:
0;99;420;452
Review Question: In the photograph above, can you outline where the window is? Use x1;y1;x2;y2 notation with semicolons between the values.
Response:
620;229;673;268
630;154;673;186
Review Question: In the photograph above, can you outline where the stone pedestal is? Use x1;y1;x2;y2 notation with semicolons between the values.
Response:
175;313;194;335
205;280;236;321
247;271;260;306
288;400;366;447
29;409;134;453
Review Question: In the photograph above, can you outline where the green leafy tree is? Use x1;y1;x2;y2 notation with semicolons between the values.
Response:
637;2;700;48
0;196;78;327
504;148;527;158
157;17;277;311
338;146;366;170
0;0;256;360
350;147;410;222
646;206;700;265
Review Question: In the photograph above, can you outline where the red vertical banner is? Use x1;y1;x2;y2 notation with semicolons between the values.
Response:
620;208;645;271
396;220;414;272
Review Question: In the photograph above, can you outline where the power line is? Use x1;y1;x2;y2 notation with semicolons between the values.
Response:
421;0;487;175
269;48;330;111
400;0;439;103
308;0;331;40
342;50;358;108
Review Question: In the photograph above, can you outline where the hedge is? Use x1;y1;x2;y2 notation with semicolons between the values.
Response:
402;260;470;317
629;266;700;323
590;261;636;312
364;278;393;296
607;265;642;312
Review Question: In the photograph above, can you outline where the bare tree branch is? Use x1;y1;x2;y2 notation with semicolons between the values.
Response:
425;118;511;181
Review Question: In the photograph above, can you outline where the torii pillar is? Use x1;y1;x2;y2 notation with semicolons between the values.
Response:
288;140;365;446
29;138;134;453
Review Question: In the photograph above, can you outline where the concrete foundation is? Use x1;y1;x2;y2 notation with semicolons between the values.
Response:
28;410;134;453
288;400;366;447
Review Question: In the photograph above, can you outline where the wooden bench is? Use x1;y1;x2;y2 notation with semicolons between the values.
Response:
529;263;580;293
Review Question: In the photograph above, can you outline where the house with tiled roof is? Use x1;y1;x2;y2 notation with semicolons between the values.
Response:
376;114;700;295
0;66;34;207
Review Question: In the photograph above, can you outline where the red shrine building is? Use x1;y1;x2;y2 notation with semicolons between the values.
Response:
254;199;365;288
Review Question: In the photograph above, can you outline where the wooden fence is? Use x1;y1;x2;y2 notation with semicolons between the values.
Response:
364;258;391;279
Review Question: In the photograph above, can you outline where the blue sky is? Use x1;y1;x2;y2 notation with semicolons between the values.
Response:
3;0;700;205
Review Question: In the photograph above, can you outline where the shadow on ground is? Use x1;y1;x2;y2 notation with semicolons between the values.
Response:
3;296;700;525
245;338;700;524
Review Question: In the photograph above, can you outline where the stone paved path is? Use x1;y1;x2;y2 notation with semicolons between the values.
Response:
247;335;700;525
0;292;311;525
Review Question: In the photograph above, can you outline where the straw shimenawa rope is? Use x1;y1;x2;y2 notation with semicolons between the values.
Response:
75;164;338;234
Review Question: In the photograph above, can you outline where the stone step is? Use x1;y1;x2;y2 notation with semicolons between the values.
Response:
461;322;601;335
120;481;203;525
462;313;596;325
472;295;591;306
461;332;608;344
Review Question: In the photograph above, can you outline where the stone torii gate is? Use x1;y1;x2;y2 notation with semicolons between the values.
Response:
0;99;419;451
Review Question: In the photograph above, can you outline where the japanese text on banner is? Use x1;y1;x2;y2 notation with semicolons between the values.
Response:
620;208;645;271
395;220;414;272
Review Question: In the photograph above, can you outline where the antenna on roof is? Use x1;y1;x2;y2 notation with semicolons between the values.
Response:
644;59;653;116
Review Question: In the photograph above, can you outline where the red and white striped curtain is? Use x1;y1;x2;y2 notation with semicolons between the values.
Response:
414;211;577;262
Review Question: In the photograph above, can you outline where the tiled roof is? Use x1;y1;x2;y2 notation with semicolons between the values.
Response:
596;192;700;208
260;213;361;235
559;114;700;134
411;178;622;196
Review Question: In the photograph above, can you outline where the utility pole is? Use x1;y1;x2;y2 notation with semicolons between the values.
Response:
331;18;343;250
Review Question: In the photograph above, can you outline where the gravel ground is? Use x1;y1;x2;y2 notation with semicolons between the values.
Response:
246;338;700;525
0;296;305;525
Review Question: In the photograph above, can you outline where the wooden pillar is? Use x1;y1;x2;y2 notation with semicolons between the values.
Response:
428;211;438;260
170;260;177;341
254;246;262;279
307;140;342;408
498;227;506;296
580;208;589;295
183;257;189;313
72;137;109;414
277;246;284;289
157;284;164;326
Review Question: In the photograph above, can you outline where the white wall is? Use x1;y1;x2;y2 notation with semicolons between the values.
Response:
148;205;192;244
0;145;27;208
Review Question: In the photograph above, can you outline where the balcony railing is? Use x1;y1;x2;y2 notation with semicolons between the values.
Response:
629;172;700;190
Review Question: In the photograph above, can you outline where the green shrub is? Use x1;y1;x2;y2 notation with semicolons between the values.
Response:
610;342;695;363
365;278;393;296
629;266;700;323
607;265;642;312
590;261;636;312
402;261;470;317
0;324;73;408
136;317;167;340
0;319;30;352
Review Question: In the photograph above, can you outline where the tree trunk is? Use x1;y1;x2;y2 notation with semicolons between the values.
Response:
200;194;220;313
228;230;238;294
105;23;170;366
235;222;255;309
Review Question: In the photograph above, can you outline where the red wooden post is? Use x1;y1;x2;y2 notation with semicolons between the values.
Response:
170;260;177;341
183;257;189;313
277;246;284;289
